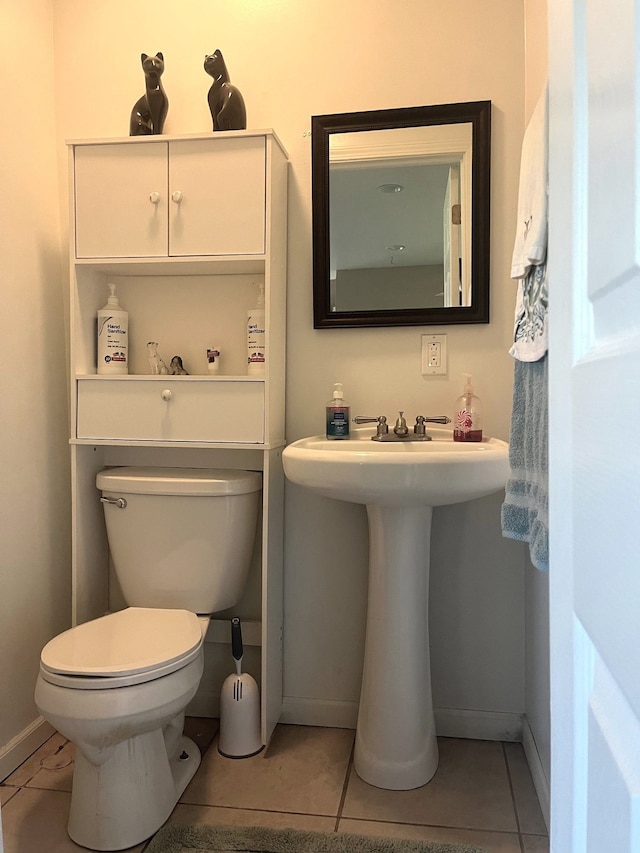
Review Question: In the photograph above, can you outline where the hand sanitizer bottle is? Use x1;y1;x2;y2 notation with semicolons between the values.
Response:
97;283;128;375
453;374;483;442
247;283;266;375
326;383;350;440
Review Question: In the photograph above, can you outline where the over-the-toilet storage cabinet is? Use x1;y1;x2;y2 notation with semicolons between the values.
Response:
68;131;288;744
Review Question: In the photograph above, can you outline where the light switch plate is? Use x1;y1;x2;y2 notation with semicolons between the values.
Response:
421;334;447;376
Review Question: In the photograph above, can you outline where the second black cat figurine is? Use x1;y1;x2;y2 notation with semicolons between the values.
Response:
130;52;168;136
204;50;247;131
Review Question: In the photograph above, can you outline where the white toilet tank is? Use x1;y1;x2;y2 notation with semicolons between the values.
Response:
96;467;261;613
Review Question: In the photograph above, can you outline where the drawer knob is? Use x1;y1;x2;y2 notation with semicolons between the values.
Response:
149;191;161;204
161;389;172;402
171;190;183;204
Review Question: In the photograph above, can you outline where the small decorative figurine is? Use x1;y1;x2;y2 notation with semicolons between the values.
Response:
204;50;247;131
147;342;168;375
169;355;189;375
130;53;168;136
206;347;221;374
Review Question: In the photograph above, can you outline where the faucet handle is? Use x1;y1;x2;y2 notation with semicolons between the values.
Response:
416;415;452;425
353;415;389;436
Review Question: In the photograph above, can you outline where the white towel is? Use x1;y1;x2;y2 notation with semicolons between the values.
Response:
509;86;549;363
510;260;548;362
511;86;548;280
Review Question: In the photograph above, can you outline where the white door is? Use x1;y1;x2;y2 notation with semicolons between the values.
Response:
548;1;640;851
442;165;461;308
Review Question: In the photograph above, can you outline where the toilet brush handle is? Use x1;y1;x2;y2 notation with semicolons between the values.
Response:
231;617;244;662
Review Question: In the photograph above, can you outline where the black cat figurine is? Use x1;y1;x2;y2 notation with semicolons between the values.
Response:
204;50;247;131
130;52;169;136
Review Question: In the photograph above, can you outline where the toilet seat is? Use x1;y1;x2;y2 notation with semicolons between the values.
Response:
40;607;204;690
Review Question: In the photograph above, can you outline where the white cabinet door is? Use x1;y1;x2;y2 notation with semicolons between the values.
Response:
74;143;168;259
168;137;266;256
74;137;267;259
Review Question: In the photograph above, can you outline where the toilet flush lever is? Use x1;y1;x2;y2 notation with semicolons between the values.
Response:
100;496;127;509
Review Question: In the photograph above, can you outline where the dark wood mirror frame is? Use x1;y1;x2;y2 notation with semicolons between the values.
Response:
312;100;491;329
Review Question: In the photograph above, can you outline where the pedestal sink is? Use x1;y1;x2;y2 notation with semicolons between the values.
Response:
282;426;509;790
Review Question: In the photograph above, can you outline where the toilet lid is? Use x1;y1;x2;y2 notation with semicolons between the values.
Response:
40;608;203;681
96;466;262;496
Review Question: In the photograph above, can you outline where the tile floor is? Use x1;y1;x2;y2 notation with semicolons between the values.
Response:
0;720;548;853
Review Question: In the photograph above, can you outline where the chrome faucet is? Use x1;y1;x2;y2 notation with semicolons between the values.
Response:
393;412;409;436
353;412;451;442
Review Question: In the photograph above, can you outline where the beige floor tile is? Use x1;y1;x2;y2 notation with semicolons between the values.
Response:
24;740;75;793
339;819;522;853
522;835;550;853
2;732;69;787
504;743;548;835
0;787;18;807
168;803;336;832
342;738;517;833
1;787;146;853
180;724;354;816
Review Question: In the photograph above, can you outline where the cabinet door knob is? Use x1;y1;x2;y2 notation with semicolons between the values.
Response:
149;191;161;204
171;190;183;204
161;389;172;402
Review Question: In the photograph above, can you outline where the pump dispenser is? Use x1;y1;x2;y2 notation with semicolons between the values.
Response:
247;283;266;375
453;374;483;442
326;383;350;440
97;283;128;375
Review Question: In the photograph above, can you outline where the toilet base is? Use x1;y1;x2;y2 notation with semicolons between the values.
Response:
68;726;201;851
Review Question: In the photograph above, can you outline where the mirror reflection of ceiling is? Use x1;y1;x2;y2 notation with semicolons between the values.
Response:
329;161;451;271
328;123;473;302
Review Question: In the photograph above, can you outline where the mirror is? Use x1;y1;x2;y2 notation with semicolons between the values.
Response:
312;101;491;328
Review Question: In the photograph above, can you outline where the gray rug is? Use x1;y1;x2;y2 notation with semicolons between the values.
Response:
144;824;488;853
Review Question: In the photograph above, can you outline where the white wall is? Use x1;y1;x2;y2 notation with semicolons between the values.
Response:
0;0;70;775
1;0;531;774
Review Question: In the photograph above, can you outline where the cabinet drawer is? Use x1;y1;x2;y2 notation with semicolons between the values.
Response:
77;379;264;443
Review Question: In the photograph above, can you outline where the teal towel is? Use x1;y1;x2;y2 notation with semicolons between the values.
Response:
501;355;548;571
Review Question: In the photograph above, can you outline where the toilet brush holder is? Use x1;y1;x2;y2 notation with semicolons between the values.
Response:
218;618;263;758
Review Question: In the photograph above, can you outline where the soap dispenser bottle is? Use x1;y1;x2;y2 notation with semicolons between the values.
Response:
453;374;483;442
247;283;266;375
97;283;128;375
326;383;350;440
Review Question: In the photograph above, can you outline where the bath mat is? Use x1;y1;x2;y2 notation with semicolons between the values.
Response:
145;823;488;853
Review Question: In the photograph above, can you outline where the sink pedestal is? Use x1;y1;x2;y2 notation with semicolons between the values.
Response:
282;427;510;792
354;504;438;790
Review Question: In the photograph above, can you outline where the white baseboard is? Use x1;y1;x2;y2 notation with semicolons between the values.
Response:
0;717;55;783
281;697;523;742
434;707;523;742
281;697;358;729
522;717;550;830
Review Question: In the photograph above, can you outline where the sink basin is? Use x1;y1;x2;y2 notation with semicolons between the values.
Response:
283;425;510;792
283;426;510;507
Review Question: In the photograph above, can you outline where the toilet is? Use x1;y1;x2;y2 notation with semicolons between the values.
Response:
35;466;261;852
